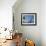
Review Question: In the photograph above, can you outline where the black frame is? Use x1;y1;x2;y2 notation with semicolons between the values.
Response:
21;13;37;26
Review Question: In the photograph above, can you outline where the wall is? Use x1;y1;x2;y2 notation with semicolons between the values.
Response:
13;0;41;46
40;0;46;46
0;0;16;30
0;0;17;38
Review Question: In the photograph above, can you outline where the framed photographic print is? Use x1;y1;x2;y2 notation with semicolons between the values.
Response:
21;13;37;26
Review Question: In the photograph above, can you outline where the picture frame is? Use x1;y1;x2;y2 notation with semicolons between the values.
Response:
21;13;37;26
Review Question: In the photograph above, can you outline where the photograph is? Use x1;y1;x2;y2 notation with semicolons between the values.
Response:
21;13;37;26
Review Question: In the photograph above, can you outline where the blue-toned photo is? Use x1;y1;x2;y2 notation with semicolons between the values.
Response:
21;13;37;25
23;15;34;23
